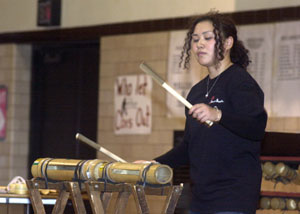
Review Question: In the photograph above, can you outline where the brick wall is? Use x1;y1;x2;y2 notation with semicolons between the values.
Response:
0;44;31;186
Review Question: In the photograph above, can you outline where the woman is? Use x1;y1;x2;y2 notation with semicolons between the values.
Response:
139;11;267;214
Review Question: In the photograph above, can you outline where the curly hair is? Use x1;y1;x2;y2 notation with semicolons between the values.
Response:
179;11;250;69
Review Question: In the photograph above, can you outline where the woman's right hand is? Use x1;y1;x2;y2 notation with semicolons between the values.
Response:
189;103;221;123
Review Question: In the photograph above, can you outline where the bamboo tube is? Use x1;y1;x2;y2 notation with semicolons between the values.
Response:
31;158;173;185
260;197;271;209
262;161;277;178
270;197;285;210
81;159;108;180
32;158;85;181
275;162;300;185
31;158;53;178
106;162;173;184
286;198;297;210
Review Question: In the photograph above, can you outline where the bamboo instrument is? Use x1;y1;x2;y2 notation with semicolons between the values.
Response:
31;158;173;184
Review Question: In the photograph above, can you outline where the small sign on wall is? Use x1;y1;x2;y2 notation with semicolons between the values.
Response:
37;0;61;26
0;86;7;140
114;75;152;135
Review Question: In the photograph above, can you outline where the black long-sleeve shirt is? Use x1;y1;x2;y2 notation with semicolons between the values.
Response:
155;64;267;214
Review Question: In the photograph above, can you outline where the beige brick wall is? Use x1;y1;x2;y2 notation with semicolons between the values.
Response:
0;44;31;186
266;117;300;133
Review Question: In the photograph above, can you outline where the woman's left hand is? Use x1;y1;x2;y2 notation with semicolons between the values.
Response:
189;103;221;123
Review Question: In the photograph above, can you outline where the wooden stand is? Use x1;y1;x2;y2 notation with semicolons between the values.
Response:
26;179;86;214
26;179;183;214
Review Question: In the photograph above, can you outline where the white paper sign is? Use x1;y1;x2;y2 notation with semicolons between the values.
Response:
238;24;274;115
114;75;152;134
272;21;300;117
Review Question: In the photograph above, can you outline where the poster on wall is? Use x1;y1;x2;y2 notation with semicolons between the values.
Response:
272;21;300;117
167;30;202;118
238;23;274;115
0;86;7;140
114;74;152;135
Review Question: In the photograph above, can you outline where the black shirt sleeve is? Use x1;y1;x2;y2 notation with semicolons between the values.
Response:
219;79;267;141
154;118;190;168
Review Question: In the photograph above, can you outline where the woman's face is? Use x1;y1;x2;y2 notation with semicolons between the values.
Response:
191;21;216;67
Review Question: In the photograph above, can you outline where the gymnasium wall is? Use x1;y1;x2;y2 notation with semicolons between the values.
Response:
1;0;300;33
0;44;31;185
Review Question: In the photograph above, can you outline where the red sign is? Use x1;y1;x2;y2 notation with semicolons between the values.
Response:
0;86;7;140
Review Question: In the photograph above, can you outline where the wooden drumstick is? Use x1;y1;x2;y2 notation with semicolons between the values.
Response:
139;62;213;127
75;133;127;163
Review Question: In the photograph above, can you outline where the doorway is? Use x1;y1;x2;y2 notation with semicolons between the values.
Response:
28;41;99;175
